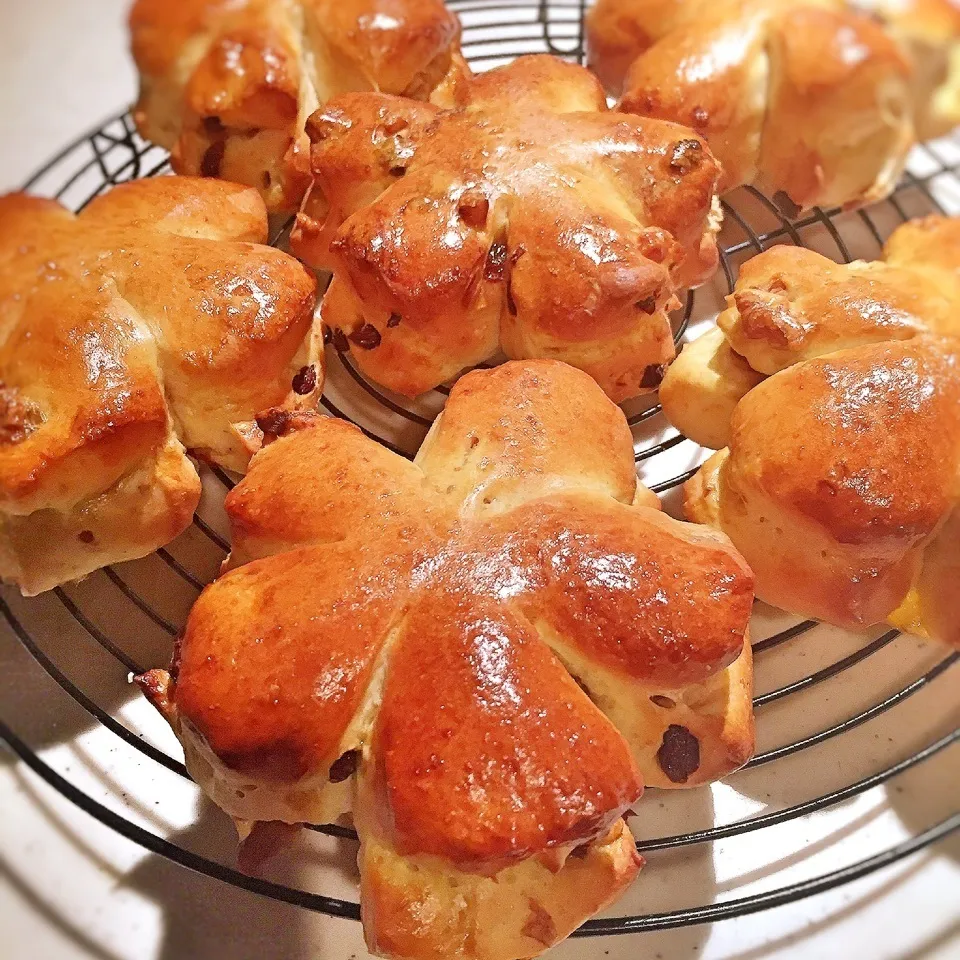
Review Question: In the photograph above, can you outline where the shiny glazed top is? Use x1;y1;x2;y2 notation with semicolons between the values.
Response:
168;360;754;868
727;338;960;546
587;0;914;211
292;55;723;402
0;177;318;515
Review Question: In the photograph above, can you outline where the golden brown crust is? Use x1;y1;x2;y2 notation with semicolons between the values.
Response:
883;213;960;276
661;215;960;450
375;589;641;865
292;55;723;401
717;246;960;375
144;359;755;956
414;360;641;511
757;6;913;210
590;0;914;211
684;339;960;635
359;818;642;960
670;218;960;642
130;0;466;212
510;499;753;687
0;177;320;595
195;361;752;798
175;541;412;779
225;417;432;565
728;340;960;546
584;0;686;94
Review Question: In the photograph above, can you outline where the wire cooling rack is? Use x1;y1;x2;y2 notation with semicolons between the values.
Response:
2;0;959;953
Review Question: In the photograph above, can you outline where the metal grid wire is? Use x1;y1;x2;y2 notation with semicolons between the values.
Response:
2;0;959;943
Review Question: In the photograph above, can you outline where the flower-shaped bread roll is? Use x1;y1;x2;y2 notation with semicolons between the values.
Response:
138;360;754;960
659;217;960;645
131;0;467;211
291;55;723;402
0;177;320;595
587;0;914;213
686;338;960;645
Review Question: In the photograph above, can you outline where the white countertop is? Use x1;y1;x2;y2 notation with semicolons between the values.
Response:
0;3;958;959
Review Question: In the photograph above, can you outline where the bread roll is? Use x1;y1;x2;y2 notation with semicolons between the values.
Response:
291;55;724;402
138;360;755;960
588;0;915;212
685;338;960;644
0;177;320;595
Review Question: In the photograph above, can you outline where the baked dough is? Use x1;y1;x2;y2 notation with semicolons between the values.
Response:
587;0;914;212
138;360;754;960
661;215;960;449
291;54;724;402
685;338;960;645
0;177;320;595
130;0;467;211
659;218;960;644
864;0;960;138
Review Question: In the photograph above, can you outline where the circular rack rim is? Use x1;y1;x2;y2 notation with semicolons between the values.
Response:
3;0;960;940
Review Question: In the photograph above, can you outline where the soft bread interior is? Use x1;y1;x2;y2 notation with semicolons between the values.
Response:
889;507;960;647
